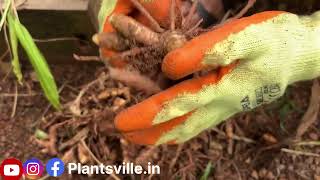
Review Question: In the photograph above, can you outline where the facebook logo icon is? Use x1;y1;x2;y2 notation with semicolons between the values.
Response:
46;158;64;177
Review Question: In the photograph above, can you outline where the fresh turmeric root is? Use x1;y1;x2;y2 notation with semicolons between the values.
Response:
93;0;256;77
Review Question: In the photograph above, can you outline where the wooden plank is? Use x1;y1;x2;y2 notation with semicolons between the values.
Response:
0;10;98;64
0;0;89;10
88;0;102;31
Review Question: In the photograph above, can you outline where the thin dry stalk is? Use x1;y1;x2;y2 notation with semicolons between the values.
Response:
185;18;203;35
226;121;234;155
135;146;158;168
59;127;89;151
170;0;176;30
73;54;100;62
231;0;256;20
0;93;37;97
33;37;87;43
232;161;242;180
182;0;198;30
212;127;255;144
36;120;69;155
169;144;184;174
80;139;121;180
120;138;131;163
129;0;164;32
294;141;320;146
281;148;320;157
201;0;256;33
69;73;108;116
296;80;320;139
10;82;18;118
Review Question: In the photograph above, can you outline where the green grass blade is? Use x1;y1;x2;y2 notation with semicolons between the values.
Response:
200;162;213;180
11;17;61;109
7;13;23;84
0;0;11;31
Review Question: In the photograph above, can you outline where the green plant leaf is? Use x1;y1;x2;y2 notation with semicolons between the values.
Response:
10;16;61;109
98;0;117;32
7;13;23;84
200;162;213;180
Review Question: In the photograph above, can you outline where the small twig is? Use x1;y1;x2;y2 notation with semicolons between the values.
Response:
0;49;11;81
135;146;158;169
294;141;320;146
10;82;18;118
34;37;88;43
220;9;232;23
80;139;121;180
73;54;100;62
170;0;176;30
296;80;320;139
2;17;13;82
226;121;234;155
202;0;256;33
0;49;9;61
15;0;28;9
0;93;37;97
129;0;164;32
212;127;255;144
232;161;242;180
228;0;256;21
69;73;108;116
58;127;89;151
281;148;320;157
169;144;184;174
36;120;69;155
185;18;203;35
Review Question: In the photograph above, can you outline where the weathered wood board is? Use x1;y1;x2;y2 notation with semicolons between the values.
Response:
0;10;98;64
0;0;89;10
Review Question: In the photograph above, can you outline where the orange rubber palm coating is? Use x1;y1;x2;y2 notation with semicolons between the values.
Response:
115;63;237;133
122;111;193;145
162;11;285;80
101;0;133;67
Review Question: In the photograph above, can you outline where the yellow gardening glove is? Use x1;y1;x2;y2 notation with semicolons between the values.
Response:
114;11;320;145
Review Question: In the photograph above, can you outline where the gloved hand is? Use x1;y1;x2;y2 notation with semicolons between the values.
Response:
96;0;177;68
115;11;320;145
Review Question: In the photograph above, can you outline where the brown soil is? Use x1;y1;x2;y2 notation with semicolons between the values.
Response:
1;63;320;179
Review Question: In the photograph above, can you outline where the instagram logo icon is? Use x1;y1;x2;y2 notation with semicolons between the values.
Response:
23;158;44;179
